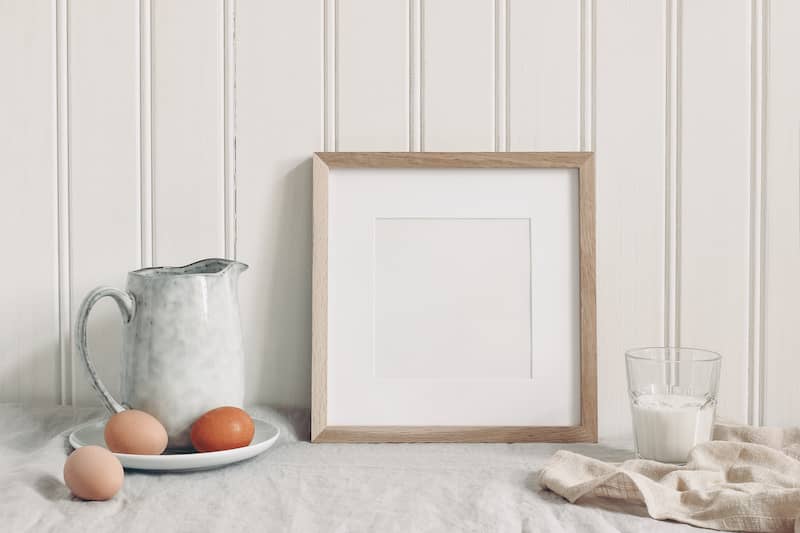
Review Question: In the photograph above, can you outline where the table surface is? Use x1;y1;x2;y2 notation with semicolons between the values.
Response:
0;405;715;533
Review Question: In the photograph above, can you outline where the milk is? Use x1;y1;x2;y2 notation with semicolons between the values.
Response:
631;393;715;463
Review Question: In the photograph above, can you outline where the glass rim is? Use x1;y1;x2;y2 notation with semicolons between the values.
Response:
625;346;721;363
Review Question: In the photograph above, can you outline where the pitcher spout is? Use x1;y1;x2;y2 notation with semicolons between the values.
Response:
213;258;248;274
231;260;248;272
223;259;248;278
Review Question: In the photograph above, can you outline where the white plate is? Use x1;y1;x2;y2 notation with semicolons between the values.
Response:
69;417;280;472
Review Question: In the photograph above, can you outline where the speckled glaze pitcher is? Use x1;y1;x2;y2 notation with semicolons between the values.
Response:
75;258;248;449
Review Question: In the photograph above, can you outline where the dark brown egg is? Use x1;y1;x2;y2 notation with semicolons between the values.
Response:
190;406;255;452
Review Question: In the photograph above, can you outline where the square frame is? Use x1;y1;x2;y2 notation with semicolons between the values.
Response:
312;152;596;443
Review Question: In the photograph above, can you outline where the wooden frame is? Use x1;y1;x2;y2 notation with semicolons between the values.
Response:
312;152;597;443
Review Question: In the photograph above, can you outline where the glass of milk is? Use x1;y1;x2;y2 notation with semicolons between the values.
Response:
626;347;721;464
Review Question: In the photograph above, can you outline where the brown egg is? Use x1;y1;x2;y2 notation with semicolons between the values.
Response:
191;406;255;452
104;409;168;455
63;445;124;501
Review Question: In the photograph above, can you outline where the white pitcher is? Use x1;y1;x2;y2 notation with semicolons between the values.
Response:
75;258;248;449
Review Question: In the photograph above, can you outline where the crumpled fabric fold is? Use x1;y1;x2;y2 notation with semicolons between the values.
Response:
539;424;800;533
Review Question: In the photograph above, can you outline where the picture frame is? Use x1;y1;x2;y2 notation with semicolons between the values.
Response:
312;152;596;443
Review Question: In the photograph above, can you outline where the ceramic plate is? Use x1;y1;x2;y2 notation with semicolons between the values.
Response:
69;417;280;472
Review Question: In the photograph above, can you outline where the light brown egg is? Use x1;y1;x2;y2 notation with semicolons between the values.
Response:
104;409;168;455
63;445;124;501
191;406;255;452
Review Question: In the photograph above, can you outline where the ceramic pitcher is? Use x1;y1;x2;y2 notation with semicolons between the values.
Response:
75;258;248;449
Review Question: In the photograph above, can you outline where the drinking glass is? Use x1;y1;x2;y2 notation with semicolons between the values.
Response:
626;347;721;463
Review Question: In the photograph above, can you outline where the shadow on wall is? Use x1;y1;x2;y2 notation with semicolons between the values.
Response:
0;339;58;405
0;289;61;405
241;158;312;408
74;305;123;406
0;277;125;407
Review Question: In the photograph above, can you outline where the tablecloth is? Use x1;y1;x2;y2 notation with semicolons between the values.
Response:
0;405;715;532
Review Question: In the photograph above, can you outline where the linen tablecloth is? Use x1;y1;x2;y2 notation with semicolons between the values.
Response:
0;405;713;532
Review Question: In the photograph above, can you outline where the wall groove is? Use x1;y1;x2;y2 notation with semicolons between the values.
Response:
675;0;682;350
139;0;153;268
760;0;767;424
591;0;596;151
505;0;509;151
55;0;72;406
419;0;425;151
665;0;681;349
409;0;421;152
494;0;507;152
323;0;336;151
149;0;158;266
580;0;595;151
224;0;237;259
334;0;339;151
747;0;766;426
760;0;800;425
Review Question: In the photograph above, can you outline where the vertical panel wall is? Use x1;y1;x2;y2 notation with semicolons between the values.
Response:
151;0;225;265
0;0;59;404
423;0;494;151
69;0;141;406
236;0;322;407
680;0;751;423
594;0;667;438
0;0;786;429
764;0;800;427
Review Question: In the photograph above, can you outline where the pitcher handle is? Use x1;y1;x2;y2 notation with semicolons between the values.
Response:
75;287;136;414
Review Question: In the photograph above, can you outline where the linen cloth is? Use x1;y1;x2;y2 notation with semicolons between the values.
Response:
539;424;800;533
0;404;712;533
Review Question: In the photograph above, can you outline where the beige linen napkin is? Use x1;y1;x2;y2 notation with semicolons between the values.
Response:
539;424;800;532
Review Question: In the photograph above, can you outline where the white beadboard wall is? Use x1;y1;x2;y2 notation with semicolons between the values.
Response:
1;0;796;439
